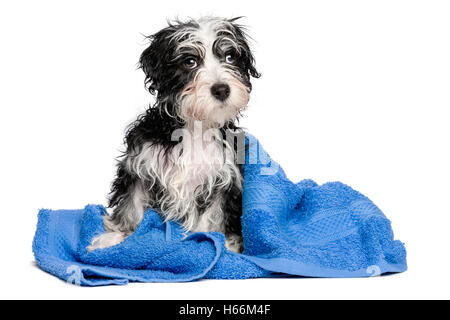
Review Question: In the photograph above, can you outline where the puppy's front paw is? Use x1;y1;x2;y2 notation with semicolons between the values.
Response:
87;231;126;252
225;234;243;253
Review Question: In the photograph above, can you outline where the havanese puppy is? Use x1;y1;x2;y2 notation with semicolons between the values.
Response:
88;16;260;253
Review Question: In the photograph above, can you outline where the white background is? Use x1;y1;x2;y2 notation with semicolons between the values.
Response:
0;0;449;299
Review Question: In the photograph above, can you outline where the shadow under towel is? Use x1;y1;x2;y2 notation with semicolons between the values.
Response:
33;134;407;286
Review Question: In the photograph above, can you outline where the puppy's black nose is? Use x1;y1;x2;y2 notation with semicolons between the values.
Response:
210;83;230;102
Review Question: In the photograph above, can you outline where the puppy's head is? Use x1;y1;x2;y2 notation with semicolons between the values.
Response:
139;17;260;127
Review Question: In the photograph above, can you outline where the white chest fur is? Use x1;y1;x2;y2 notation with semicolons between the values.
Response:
126;128;242;232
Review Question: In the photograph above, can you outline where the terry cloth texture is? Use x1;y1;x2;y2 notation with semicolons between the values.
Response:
33;135;407;286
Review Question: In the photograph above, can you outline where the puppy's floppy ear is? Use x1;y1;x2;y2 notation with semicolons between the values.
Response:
139;27;174;95
228;18;261;80
246;51;261;79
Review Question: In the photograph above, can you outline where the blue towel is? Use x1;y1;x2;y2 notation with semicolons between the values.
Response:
32;135;407;286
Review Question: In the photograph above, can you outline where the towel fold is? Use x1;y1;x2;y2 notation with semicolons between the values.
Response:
33;134;407;286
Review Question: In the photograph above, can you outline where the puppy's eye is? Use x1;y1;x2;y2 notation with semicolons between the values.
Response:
225;52;236;64
184;57;198;70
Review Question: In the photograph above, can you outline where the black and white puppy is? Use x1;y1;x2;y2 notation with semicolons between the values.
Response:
88;17;260;253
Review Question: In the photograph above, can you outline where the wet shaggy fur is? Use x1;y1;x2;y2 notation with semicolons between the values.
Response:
88;17;260;253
